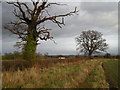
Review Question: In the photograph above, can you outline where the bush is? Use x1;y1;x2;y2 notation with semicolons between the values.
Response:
2;60;32;71
2;51;22;60
104;53;111;58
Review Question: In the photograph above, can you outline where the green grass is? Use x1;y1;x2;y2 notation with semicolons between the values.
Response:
102;60;120;88
79;61;109;88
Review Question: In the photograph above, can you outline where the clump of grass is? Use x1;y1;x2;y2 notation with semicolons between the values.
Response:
2;59;99;88
79;61;109;88
2;67;44;88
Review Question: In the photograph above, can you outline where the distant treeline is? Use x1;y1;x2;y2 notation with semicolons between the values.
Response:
2;51;119;60
2;51;45;60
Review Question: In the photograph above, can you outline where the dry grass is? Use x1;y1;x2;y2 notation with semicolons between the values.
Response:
79;61;109;88
2;59;101;88
2;57;86;72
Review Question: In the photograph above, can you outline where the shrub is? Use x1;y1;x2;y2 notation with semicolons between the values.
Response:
2;51;22;60
2;60;32;71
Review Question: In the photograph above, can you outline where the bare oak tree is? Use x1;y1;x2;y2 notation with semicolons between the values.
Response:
4;0;78;60
75;30;108;58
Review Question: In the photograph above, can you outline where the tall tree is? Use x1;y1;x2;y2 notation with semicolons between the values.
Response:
4;0;78;60
75;30;108;58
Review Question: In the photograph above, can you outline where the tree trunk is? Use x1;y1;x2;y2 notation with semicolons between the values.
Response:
22;25;37;60
88;52;92;59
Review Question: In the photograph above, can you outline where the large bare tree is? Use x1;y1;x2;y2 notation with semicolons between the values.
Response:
4;0;78;60
75;30;108;58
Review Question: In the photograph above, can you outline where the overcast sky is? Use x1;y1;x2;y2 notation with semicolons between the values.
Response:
1;1;119;55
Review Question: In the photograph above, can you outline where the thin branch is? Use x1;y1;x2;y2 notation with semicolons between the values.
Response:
8;2;30;23
20;3;32;15
45;3;66;8
37;7;78;24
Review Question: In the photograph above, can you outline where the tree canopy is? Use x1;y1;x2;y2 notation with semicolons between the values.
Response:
75;30;108;57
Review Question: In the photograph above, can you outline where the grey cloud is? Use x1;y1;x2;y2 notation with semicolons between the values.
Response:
49;2;118;38
80;2;118;13
37;37;77;55
2;41;21;54
2;2;17;40
2;2;118;55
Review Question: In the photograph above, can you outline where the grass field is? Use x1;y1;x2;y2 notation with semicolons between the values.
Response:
2;59;108;88
1;58;119;88
102;60;119;88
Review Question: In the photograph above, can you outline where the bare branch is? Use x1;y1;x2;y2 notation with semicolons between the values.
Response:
37;7;78;24
8;2;30;23
35;2;47;18
20;3;32;15
4;20;28;38
38;30;51;40
45;3;66;8
31;1;39;17
50;38;57;44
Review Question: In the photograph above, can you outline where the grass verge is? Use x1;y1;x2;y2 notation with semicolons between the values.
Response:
102;60;119;88
79;61;109;88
